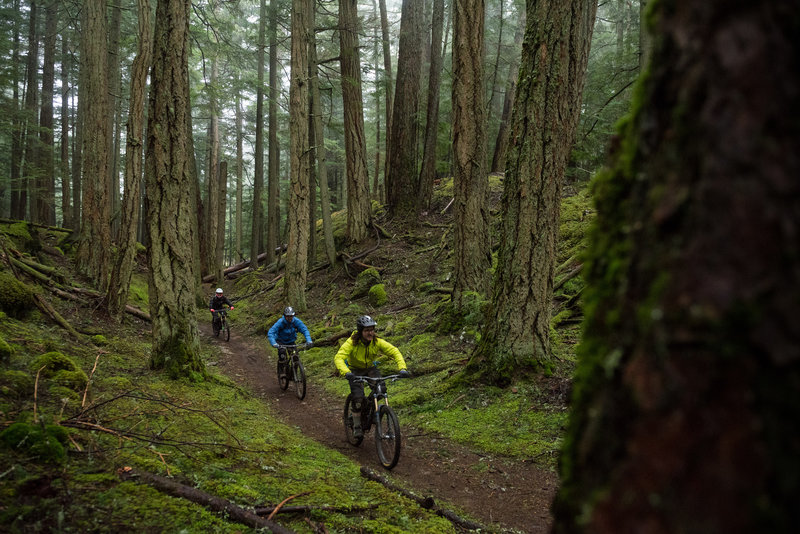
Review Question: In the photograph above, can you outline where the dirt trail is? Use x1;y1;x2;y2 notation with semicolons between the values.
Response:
204;325;558;533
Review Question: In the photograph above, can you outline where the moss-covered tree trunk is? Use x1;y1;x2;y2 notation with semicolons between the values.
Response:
106;0;152;320
285;0;311;311
467;0;596;384
76;0;111;291
145;0;204;379
553;2;800;532
451;0;491;309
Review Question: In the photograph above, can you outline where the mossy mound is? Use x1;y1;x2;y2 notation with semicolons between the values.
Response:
51;369;88;391
0;422;69;464
0;271;36;318
0;370;34;399
0;335;12;361
351;268;382;299
368;284;388;306
28;351;81;377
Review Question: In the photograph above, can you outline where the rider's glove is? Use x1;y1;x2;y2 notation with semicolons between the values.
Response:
306;341;313;348
398;369;411;378
210;308;215;312
229;306;234;310
272;344;279;349
345;372;355;381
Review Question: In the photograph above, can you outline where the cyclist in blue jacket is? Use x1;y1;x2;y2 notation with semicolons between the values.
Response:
268;306;313;362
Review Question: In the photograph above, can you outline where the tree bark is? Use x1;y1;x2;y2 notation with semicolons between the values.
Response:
554;2;800;533
285;0;312;311
417;0;445;212
339;0;372;243
206;54;221;280
378;0;394;195
145;0;204;379
107;0;122;240
490;14;525;174
18;0;38;221
251;0;267;271
468;0;596;384
387;0;424;220
266;0;280;268
35;0;57;226
106;0;153;320
76;0;111;291
451;0;491;308
8;0;22;219
234;84;244;262
60;29;72;228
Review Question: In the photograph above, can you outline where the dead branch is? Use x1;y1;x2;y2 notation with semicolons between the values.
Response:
360;466;487;531
312;329;352;347
267;492;311;521
553;263;583;292
440;198;455;214
118;467;294;534
254;503;378;516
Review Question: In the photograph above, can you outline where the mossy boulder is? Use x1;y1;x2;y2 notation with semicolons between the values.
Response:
29;351;81;377
351;268;382;299
367;284;388;306
49;385;81;405
90;334;108;346
1;222;35;251
51;369;88;391
0;422;69;464
0;370;34;399
0;271;35;319
0;336;12;361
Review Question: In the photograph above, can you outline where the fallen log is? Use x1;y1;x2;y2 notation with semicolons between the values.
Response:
313;329;352;347
254;503;378;516
118;467;294;534
359;466;487;531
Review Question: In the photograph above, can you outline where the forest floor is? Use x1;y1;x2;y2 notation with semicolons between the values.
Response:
202;321;559;533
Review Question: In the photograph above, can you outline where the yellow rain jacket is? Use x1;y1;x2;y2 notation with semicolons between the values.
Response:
334;333;407;375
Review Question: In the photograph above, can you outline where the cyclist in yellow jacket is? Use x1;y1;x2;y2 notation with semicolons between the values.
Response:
334;315;410;437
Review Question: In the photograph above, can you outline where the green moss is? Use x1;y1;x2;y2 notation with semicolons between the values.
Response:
48;385;81;404
29;351;80;376
90;334;108;346
0;335;12;361
351;268;383;299
0;271;35;318
0;370;34;399
367;283;388;306
0;422;69;464
51;369;89;390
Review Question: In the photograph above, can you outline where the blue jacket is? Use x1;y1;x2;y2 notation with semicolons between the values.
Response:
268;316;312;347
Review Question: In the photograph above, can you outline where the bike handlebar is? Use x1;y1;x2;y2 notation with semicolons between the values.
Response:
211;307;232;312
348;374;408;384
275;342;312;350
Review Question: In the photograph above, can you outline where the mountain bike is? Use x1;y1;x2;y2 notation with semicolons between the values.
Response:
276;343;309;400
212;308;231;341
343;374;408;470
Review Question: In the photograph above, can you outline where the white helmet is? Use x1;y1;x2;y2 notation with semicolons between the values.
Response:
215;288;223;294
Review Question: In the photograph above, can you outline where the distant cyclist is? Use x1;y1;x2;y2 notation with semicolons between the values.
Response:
334;315;409;437
209;288;233;330
267;306;313;363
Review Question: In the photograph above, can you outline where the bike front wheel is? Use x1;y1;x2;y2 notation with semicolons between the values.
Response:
223;319;230;341
375;405;401;470
343;394;364;446
277;359;289;390
292;359;306;400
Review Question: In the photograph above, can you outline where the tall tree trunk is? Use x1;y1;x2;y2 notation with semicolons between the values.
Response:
35;0;57;225
206;55;220;279
77;0;112;291
60;30;72;228
106;0;152;319
339;0;371;243
268;0;281;267
451;0;490;309
251;0;266;270
467;0;596;384
216;160;227;280
285;0;311;311
387;0;424;219
235;84;244;262
639;0;651;70
19;0;38;221
310;19;337;266
71;30;85;230
553;2;800;532
485;0;504;130
107;0;122;240
490;13;524;174
8;0;22;219
146;0;204;379
378;0;393;195
417;0;445;212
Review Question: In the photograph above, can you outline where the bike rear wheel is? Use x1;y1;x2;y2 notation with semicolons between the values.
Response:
343;394;364;446
277;359;289;390
375;405;401;470
292;359;306;400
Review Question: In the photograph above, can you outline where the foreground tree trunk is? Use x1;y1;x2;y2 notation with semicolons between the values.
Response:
251;0;266;271
76;0;112;291
145;0;204;379
553;2;800;533
467;0;596;384
339;0;371;243
35;0;57;226
106;0;152;319
451;0;491;309
285;0;311;311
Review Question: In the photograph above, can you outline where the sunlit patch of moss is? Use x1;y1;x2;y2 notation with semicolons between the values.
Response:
368;283;388;306
29;351;81;376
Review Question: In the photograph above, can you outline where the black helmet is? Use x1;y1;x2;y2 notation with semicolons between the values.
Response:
284;306;296;317
356;315;377;332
